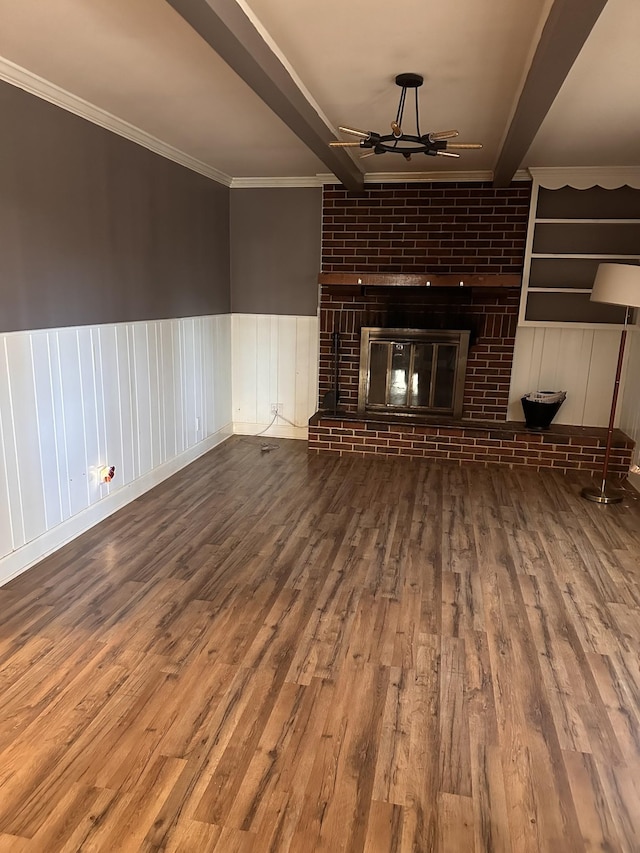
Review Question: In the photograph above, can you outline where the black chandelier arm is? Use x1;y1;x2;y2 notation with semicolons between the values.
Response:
414;87;421;139
357;133;448;156
394;86;407;134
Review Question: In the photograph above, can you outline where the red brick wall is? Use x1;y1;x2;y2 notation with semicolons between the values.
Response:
322;182;531;274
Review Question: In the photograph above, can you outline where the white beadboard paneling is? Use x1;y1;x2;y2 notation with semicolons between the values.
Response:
115;325;135;484
620;329;640;490
295;315;319;427
160;322;177;461
133;323;153;478
58;328;91;518
182;318;196;448
31;333;64;531
0;396;14;556
232;314;258;424
258;316;275;423
203;316;216;437
195;317;205;444
278;316;298;427
98;326;123;495
509;325;624;427
148;324;162;469
582;331;622;427
77;327;101;506
91;328;108;492
5;335;47;545
536;329;562;387
554;330;593;425
46;333;72;521
0;315;232;586
231;313;319;439
621;329;640;449
0;339;25;549
172;322;186;456
215;315;232;433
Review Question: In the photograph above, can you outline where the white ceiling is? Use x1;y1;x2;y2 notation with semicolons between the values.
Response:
0;0;638;184
526;0;640;167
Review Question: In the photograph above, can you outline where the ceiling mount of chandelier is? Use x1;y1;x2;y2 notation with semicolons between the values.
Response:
329;73;482;161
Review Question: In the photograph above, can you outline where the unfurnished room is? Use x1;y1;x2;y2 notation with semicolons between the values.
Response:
0;0;640;850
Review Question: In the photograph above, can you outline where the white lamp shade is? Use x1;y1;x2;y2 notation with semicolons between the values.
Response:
591;263;640;308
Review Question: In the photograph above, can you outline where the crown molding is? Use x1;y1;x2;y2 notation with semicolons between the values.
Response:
232;169;533;189
230;176;324;188
364;170;495;184
0;55;232;187
529;166;640;190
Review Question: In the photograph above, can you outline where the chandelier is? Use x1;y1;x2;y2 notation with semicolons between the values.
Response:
329;73;482;161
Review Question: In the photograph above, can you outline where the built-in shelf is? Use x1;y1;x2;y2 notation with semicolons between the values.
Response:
528;288;592;294
531;254;640;260
535;218;640;224
520;184;640;327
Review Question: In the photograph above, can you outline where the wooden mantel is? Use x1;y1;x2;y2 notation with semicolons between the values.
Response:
318;273;521;289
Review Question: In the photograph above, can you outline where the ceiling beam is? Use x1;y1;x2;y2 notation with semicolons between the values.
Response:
493;0;609;187
166;0;364;191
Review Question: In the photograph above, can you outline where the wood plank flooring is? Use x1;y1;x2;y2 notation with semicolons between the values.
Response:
1;436;640;852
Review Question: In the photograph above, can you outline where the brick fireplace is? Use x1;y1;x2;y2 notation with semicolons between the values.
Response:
318;283;520;422
308;181;634;478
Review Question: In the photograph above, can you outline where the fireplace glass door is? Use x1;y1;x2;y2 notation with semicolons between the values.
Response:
358;328;470;418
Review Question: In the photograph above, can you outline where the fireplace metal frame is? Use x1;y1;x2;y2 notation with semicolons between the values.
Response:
358;327;470;419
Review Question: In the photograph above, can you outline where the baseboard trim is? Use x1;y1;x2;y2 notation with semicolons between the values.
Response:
0;424;233;588
233;421;308;440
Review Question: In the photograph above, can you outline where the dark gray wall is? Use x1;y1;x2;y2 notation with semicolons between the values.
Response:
0;81;230;332
230;187;321;316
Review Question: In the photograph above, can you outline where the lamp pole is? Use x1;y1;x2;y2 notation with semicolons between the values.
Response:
581;307;629;504
580;261;640;505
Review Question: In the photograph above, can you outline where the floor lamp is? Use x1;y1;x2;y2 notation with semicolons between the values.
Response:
581;262;640;504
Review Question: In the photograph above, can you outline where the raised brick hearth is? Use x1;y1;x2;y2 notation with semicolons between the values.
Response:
308;414;633;478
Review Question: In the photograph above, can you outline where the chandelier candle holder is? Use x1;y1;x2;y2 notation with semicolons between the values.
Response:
329;73;482;161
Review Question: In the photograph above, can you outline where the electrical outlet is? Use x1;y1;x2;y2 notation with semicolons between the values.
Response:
195;416;201;432
270;402;283;415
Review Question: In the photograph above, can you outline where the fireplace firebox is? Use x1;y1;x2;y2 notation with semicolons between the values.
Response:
358;327;470;419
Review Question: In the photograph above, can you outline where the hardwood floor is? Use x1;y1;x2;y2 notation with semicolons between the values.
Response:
1;436;640;852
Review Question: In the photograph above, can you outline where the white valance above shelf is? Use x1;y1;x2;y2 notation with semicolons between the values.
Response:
529;167;640;190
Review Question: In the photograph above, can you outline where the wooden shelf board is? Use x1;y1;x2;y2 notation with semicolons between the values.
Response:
318;273;521;289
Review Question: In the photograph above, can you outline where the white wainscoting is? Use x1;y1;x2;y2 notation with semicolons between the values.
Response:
231;314;319;439
0;314;232;585
508;325;629;427
619;329;640;492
